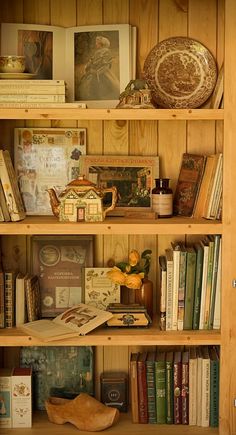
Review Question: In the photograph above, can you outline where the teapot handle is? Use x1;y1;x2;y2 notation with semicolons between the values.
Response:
103;186;118;217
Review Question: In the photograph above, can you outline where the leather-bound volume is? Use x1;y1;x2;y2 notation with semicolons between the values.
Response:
137;352;148;423
173;351;182;424
181;350;189;424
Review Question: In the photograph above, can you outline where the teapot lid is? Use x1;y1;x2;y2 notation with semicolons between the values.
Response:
67;175;95;187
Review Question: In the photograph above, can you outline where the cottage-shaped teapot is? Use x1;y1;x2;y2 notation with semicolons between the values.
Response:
47;175;117;222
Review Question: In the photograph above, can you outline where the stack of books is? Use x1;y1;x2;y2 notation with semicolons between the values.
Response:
0;79;66;103
159;235;221;331
130;346;219;427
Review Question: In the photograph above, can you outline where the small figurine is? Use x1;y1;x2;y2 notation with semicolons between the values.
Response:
116;79;155;108
47;175;117;222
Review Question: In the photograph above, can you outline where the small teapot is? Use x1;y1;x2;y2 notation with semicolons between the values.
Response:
47;175;117;222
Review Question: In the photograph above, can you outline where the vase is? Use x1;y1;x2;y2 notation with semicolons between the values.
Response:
120;286;136;305
135;278;153;319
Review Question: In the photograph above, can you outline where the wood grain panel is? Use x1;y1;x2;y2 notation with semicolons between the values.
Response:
129;121;157;155
76;0;103;25
103;0;129;24
159;0;188;39
50;0;77;27
104;120;128;155
23;0;50;24
1;236;27;273
103;346;129;372
0;0;23;23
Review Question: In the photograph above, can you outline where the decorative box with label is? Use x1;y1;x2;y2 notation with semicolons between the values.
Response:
100;372;128;412
12;368;32;428
0;368;13;428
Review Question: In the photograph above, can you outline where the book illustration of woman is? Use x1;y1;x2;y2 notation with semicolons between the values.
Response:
0;396;7;415
77;36;120;101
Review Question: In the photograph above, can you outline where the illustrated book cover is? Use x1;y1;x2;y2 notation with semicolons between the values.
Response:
19;303;113;342
84;267;120;309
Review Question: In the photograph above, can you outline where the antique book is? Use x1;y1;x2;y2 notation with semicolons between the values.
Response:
0;83;65;94
0;267;4;328
25;275;41;322
208;235;221;329
165;351;174;424
173;350;182;424
209;347;220;427
11;368;32;428
19;303;113;342
171;242;181;331
0;368;13;428
201;346;211;427
203;236;215;329
192;242;204;330
14;127;87;215
0;204;4;222
0;94;65;102
0;149;26;221
130;352;139;423
173;153;206;217
203;153;223;220
197;347;203;426
183;247;197;330
181;350;189;425
213;238;222;330
84;267;120;310
165;248;173;331
189;347;198;426
193;154;218;218
0;179;10;221
15;272;29;326
199;239;210;329
4;270;17;328
146;351;157;424
177;242;187;331
137;352;148;423
155;351;166;424
20;346;94;410
210;64;224;109
31;235;93;317
159;255;167;331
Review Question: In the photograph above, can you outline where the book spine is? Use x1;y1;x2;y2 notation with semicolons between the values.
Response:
159;256;166;331
213;240;222;329
189;357;197;425
0;94;66;102
203;239;215;329
181;357;189;424
165;361;174;424
197;352;202;426
137;359;148;423
209;235;221;329
0;85;65;94
177;250;186;331
146;361;157;423
0;205;4;221
0;179;11;221
12;371;32;428
0;150;26;221
172;249;180;331
130;356;139;423
0;270;4;328
166;255;173;331
210;358;219;427
192;244;204;329
183;250;196;330
0;79;65;85
15;274;27;326
201;357;210;427
173;359;182;424
155;361;166;424
0;373;12;427
4;272;15;328
0;102;86;108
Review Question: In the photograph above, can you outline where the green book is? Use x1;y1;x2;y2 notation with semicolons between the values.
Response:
146;351;157;424
209;235;221;329
155;351;166;424
165;351;174;424
183;247;197;330
209;347;220;427
203;236;215;329
192;242;204;329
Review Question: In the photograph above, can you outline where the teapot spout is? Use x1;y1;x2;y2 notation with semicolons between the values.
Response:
47;188;60;217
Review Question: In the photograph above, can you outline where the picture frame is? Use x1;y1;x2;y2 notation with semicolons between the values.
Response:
84;268;120;310
30;235;94;318
80;155;159;215
1;23;135;107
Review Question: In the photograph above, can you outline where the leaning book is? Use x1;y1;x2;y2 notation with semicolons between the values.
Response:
19;303;113;342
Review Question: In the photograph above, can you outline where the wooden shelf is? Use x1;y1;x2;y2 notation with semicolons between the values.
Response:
2;410;219;434
0;216;223;235
0;319;221;347
0;107;224;120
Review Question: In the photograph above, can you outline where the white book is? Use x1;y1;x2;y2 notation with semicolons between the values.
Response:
15;272;29;326
171;242;181;330
0;84;65;94
199;240;209;329
0;102;86;108
197;347;202;426
0;94;65;103
201;346;210;427
205;153;223;219
159;255;167;331
189;347;198;425
213;238;222;329
0;79;65;85
12;368;32;428
0;149;26;221
165;249;173;331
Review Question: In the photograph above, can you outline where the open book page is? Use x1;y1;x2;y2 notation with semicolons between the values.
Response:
19;304;113;341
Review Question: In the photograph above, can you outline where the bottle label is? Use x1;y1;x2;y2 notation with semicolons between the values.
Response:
152;194;173;216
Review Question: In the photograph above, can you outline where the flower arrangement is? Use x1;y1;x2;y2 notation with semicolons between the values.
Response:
107;249;152;289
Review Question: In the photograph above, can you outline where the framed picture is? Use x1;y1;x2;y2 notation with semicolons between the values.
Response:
80;155;159;215
1;23;135;107
84;268;120;309
31;235;94;318
14;127;86;215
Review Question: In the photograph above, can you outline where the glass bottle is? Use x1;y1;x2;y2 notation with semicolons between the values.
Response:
152;178;173;218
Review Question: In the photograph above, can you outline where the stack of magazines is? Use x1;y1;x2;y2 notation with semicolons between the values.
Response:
0;79;66;103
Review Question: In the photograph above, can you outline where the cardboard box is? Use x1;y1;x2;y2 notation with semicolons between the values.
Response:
0;368;13;428
12;367;32;428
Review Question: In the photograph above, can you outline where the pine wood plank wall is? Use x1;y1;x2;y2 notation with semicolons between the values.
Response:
0;0;224;399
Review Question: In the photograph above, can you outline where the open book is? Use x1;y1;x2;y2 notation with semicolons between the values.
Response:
19;304;113;342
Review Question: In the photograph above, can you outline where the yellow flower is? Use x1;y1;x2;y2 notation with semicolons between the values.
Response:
125;272;144;289
106;267;126;285
125;264;131;273
129;249;140;267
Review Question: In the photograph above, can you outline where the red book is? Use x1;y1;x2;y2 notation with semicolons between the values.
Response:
173;351;182;424
137;351;148;423
182;350;189;424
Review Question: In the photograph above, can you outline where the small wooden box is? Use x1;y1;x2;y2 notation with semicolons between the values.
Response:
100;372;128;412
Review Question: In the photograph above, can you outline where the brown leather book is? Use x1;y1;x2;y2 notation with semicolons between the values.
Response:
182;350;190;424
173;350;182;424
130;352;139;423
137;351;148;423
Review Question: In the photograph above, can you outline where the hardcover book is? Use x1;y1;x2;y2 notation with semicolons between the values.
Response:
25;275;41;322
192;242;204;330
173;153;206;217
84;267;120;310
159;255;167;331
146;351;157;424
14;127;86;215
209;347;220;427
15;272;29;326
0;368;13;428
189;347;198;426
177;242;187;331
181;350;189;425
165;351;174;424
31;235;93;317
130;352;139;423
20;346;94;410
155;351;166;424
19;303;113;342
183;247;197;330
201;346;211;427
173;350;182;424
0;267;4;328
11;368;32;428
4;270;17;328
165;248;174;331
137;352;148;423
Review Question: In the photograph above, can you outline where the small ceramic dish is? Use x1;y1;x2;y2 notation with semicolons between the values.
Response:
0;55;26;73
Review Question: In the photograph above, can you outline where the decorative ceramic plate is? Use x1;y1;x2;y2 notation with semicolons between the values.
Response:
0;72;37;79
143;37;218;108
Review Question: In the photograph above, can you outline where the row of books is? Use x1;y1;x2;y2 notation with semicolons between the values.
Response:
0;149;26;222
159;235;221;331
0;79;66;103
130;347;219;427
173;152;223;220
0;270;40;329
0;367;32;428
